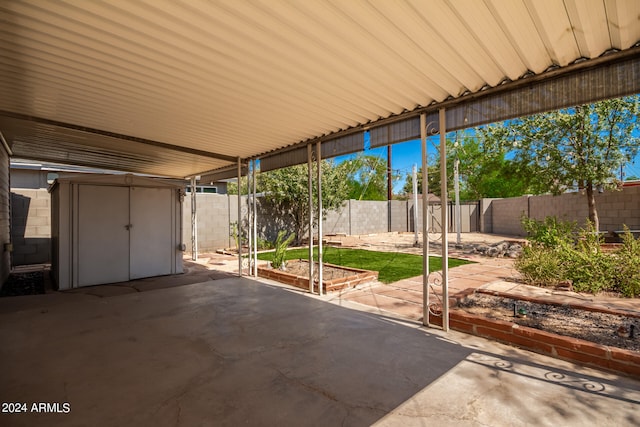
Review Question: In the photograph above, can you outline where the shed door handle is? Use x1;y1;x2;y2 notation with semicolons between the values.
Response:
125;224;133;230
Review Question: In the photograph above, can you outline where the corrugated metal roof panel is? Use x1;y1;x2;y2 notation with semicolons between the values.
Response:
0;0;638;177
0;117;229;178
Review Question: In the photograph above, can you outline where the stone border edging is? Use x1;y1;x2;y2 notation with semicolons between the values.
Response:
429;294;640;378
475;288;640;319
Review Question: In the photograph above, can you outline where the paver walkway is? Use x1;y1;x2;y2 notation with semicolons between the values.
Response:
333;257;516;321
332;254;640;321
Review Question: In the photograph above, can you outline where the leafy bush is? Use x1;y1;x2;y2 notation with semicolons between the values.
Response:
614;226;640;297
521;215;576;248
271;231;296;269
514;244;567;286
563;246;616;294
515;217;640;297
563;221;616;294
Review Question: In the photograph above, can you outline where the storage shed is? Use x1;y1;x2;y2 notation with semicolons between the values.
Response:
50;174;184;290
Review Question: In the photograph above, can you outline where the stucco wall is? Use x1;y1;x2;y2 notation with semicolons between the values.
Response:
11;169;49;189
0;147;10;283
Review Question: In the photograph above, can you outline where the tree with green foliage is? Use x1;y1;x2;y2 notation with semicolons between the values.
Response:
259;160;350;245
460;132;536;199
402;134;534;200
343;154;389;201
401;164;438;197
489;96;639;231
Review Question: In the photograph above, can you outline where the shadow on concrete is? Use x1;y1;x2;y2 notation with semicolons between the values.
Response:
1;276;639;426
0;277;470;426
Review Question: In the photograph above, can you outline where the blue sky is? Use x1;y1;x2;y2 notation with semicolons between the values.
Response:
335;128;640;194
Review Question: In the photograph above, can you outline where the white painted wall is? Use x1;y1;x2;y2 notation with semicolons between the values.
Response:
51;174;184;289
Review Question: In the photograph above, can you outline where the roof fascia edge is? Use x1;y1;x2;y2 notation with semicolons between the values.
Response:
0;111;238;163
189;160;249;180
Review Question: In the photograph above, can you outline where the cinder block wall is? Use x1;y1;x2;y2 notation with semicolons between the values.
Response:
10;189;51;265
408;201;479;233
324;200;350;235
479;198;500;233
13;185;635;263
182;193;232;252
491;187;640;236
491;196;530;236
390;200;408;232
349;200;389;235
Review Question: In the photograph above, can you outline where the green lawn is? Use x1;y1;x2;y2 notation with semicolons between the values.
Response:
257;247;473;283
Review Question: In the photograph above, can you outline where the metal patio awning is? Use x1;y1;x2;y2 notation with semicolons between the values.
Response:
1;1;639;177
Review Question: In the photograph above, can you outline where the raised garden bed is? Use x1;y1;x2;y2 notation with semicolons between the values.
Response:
258;259;378;293
427;290;640;378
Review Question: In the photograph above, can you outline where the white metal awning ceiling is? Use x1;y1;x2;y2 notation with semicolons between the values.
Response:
0;0;639;178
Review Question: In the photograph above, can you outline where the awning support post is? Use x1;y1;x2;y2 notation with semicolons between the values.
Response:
237;157;242;277
307;144;314;293
247;161;252;275
253;159;258;277
191;176;198;261
316;142;323;296
420;113;429;326
439;108;449;332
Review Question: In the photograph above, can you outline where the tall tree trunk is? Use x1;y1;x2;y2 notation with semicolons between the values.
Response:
585;182;600;231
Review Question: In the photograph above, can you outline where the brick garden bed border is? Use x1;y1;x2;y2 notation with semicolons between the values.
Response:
428;291;640;378
258;260;378;293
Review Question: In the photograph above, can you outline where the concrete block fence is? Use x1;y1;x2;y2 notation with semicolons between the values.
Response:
10;189;51;265
489;186;640;236
7;185;639;264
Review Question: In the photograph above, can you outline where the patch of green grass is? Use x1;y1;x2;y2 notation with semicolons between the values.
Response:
257;247;473;283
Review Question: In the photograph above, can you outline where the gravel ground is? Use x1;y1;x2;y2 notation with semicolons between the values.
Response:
0;271;45;297
458;293;640;352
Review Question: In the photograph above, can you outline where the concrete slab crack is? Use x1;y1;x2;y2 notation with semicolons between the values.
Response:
275;368;339;402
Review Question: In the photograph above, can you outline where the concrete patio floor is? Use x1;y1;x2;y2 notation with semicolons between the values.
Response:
1;275;639;426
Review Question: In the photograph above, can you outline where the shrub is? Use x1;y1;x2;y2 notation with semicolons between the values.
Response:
515;217;640;297
563;244;616;294
521;215;576;248
271;231;296;269
514;244;567;286
562;221;616;294
615;226;640;297
256;238;273;250
230;221;239;249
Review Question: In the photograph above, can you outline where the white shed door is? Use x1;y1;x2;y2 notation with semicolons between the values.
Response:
78;185;130;286
129;187;173;279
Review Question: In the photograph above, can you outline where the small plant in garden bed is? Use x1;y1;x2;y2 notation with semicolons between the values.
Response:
516;217;640;297
270;231;296;270
258;247;472;283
